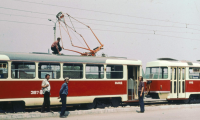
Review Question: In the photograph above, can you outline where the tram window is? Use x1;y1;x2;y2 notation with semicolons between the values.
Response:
63;64;83;79
106;65;123;79
11;62;35;79
158;67;168;79
0;62;8;79
86;64;104;79
189;67;200;79
170;68;172;80
182;68;185;80
39;63;60;79
179;81;181;93
178;68;181;80
174;81;176;93
170;81;172;93
174;68;176;80
171;68;176;80
145;67;159;79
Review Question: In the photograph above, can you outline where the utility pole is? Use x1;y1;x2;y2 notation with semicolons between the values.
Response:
53;23;56;41
48;19;58;41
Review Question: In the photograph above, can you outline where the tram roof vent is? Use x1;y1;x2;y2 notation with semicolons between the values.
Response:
180;60;193;65
108;56;127;59
31;52;51;54
187;62;193;65
157;58;178;61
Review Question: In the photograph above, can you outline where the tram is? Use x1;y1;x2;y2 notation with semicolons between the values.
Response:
0;51;143;112
145;58;200;103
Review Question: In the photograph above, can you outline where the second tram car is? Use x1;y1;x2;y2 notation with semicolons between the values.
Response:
0;51;143;112
145;58;200;103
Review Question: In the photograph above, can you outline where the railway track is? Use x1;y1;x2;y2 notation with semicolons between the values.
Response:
22;100;175;113
1;99;199;115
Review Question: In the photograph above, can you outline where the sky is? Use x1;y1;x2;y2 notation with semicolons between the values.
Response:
0;0;200;70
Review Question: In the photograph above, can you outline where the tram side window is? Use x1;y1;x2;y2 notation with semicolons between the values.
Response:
39;63;60;79
0;62;8;79
158;67;168;79
11;62;35;79
106;65;123;79
86;64;104;79
63;64;83;79
189;67;200;79
145;67;159;79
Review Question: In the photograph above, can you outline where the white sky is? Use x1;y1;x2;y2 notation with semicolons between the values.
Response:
1;0;200;70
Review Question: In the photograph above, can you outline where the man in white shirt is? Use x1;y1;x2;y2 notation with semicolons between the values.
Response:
41;74;51;112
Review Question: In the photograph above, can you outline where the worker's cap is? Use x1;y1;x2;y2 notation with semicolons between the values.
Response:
64;77;70;81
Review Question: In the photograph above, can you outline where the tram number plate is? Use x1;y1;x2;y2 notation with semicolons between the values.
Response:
31;90;43;95
189;81;193;84
115;82;122;85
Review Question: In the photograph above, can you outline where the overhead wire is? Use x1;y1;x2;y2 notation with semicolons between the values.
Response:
11;0;200;26
0;6;54;16
0;19;52;26
0;12;48;20
1;19;200;42
1;1;200;42
1;6;200;32
1;12;200;35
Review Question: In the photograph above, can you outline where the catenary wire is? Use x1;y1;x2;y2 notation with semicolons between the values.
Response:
1;12;199;35
1;19;200;42
1;7;200;33
0;13;200;34
11;0;200;26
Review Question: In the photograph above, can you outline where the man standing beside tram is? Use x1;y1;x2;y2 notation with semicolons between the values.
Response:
58;77;69;118
137;76;145;113
41;74;52;113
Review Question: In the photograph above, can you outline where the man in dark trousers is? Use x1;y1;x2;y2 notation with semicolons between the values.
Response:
41;74;51;113
137;76;145;113
51;37;62;55
58;77;69;118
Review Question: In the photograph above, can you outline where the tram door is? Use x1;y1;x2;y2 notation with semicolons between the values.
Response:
171;67;186;98
177;67;186;98
127;66;138;100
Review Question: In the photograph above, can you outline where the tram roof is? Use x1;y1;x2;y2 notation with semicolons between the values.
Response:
146;60;200;67
0;51;142;65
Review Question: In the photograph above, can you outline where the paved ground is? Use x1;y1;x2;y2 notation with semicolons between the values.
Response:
29;107;200;120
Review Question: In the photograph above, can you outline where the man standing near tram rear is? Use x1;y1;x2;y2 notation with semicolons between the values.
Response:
58;77;69;118
41;74;51;113
137;76;145;113
51;37;62;55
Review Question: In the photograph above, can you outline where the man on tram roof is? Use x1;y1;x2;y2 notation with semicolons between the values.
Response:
51;37;62;55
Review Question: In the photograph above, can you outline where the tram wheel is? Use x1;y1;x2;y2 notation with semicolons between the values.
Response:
13;101;25;113
111;98;121;107
183;99;190;104
86;100;97;109
167;100;173;103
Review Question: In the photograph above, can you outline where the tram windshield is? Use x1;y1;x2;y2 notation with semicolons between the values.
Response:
145;67;168;79
189;67;200;79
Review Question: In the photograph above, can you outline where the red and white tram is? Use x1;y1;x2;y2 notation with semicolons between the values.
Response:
145;58;200;103
0;51;143;112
